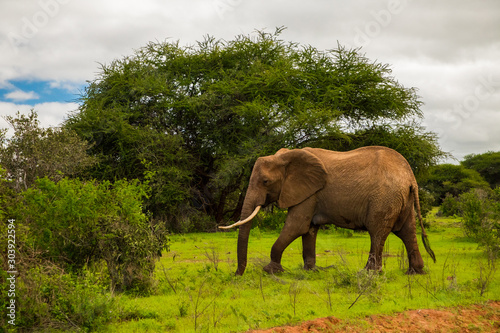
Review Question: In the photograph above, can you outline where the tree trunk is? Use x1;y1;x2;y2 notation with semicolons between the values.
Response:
231;191;245;222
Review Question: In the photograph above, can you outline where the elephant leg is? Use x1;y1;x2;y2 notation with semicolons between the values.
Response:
264;196;316;274
264;226;300;274
365;227;391;272
393;215;425;274
302;225;319;270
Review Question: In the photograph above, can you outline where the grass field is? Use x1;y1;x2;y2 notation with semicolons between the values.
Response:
102;210;500;332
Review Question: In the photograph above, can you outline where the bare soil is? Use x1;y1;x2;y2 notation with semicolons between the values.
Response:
250;301;500;332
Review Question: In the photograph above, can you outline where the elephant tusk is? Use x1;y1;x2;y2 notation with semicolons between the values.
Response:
218;206;261;229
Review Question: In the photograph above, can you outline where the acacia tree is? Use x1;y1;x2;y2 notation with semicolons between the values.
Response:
66;28;444;228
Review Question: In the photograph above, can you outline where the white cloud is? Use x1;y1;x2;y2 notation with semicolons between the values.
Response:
0;0;499;163
0;80;15;90
4;90;39;102
0;101;79;137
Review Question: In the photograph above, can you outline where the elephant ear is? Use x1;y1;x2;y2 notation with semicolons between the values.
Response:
277;149;327;209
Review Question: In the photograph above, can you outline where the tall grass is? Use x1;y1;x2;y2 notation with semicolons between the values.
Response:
102;212;499;332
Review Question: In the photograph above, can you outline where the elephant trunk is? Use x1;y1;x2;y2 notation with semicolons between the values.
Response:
234;197;262;275
235;220;252;275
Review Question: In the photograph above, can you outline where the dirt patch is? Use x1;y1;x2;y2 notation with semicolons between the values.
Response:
250;301;500;332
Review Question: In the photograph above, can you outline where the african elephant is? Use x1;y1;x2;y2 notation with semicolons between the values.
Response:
219;146;436;275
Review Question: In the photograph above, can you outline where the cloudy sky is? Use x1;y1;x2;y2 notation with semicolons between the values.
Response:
1;0;499;163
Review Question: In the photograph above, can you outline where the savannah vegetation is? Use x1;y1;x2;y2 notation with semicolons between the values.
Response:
1;28;499;331
100;213;500;332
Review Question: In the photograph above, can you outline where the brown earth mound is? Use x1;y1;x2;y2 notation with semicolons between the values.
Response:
250;301;500;332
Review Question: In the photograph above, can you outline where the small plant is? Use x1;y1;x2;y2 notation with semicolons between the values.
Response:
178;301;189;318
259;274;266;302
405;269;414;299
187;278;224;332
210;301;227;330
325;283;333;311
288;281;301;316
203;247;221;272
312;278;334;311
159;264;177;294
477;258;497;296
397;245;408;271
349;270;385;308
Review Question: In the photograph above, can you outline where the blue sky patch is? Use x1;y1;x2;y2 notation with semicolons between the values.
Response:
0;80;84;104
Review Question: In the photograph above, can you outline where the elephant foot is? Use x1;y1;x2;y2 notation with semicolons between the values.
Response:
303;258;317;271
364;255;383;272
263;262;284;274
364;263;382;272
304;264;320;271
406;267;426;275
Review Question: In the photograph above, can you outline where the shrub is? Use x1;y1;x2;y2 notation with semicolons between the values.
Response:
15;266;115;331
459;188;500;256
22;177;169;293
254;208;287;231
440;193;461;217
422;164;490;204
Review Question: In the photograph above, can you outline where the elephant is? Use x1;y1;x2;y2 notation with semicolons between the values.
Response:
219;146;436;276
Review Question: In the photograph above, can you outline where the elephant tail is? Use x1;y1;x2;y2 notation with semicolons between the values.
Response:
412;184;436;263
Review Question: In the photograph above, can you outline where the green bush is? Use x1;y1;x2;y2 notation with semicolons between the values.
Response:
440;193;461;217
15;266;115;331
422;164;490;204
22;177;169;293
459;188;500;256
437;188;500;256
254;208;287;231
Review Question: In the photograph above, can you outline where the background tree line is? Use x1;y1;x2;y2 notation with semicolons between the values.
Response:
422;151;500;205
420;152;500;258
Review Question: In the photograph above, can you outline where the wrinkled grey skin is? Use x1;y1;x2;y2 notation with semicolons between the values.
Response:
230;146;435;276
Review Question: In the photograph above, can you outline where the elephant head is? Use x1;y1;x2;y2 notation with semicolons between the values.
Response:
219;148;327;275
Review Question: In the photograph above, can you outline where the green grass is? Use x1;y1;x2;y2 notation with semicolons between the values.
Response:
101;210;499;332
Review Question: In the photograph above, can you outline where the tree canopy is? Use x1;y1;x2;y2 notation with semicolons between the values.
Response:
66;28;445;228
422;163;491;204
462;151;500;188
